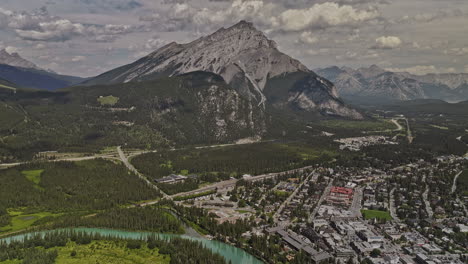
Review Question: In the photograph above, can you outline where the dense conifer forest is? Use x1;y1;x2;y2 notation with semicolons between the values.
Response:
132;142;331;179
0;230;227;264
50;207;184;234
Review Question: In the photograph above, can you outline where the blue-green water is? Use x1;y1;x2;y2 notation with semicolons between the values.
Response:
1;228;263;264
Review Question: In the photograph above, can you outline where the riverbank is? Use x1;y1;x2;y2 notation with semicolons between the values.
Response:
0;227;263;264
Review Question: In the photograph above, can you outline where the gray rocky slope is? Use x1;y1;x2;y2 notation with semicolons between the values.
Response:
84;21;362;119
0;49;42;70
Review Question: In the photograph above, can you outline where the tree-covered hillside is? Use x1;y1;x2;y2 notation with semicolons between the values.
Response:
0;72;271;161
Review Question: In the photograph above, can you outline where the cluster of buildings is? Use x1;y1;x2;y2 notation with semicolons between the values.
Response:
327;186;354;206
154;174;198;184
335;136;398;151
174;150;467;264
277;180;299;192
261;156;467;263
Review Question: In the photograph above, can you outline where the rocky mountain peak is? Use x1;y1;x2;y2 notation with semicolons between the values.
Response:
118;20;309;94
0;49;43;71
85;21;361;119
357;64;386;79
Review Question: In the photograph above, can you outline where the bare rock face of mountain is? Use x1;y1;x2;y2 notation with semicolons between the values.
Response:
0;49;42;70
317;65;468;103
316;66;364;96
85;21;362;119
413;73;468;90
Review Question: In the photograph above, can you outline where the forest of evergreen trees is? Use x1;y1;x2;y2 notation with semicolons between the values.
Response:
0;230;227;264
0;159;161;213
132;142;326;180
50;206;184;234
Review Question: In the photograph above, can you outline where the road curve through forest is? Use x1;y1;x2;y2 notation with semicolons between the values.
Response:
117;146;170;199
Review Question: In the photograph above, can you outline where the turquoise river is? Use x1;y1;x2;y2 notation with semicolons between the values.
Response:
0;227;263;264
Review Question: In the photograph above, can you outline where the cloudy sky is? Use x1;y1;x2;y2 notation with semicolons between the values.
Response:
0;0;467;77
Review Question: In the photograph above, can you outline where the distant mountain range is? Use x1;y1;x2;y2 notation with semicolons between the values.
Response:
0;49;86;90
316;65;468;103
84;21;361;119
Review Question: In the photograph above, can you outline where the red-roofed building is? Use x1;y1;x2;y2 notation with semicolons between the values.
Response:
327;186;354;206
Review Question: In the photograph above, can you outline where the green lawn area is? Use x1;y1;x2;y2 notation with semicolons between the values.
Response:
97;95;119;106
22;169;44;185
0;260;19;264
361;210;392;220
273;190;290;198
0;210;62;234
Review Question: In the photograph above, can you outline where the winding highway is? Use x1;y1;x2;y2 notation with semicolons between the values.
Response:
117;146;170;199
451;171;463;194
0;155;118;168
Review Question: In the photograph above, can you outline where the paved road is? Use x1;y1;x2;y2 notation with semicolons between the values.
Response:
117;146;170;199
393;117;413;143
350;187;363;218
389;188;401;222
391;119;403;131
273;171;315;222
170;166;315;198
421;174;433;219
308;179;333;223
0;155;117;168
405;118;414;143
451;171;463;194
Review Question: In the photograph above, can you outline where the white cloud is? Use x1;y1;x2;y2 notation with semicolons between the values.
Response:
15;19;85;41
0;7;138;42
297;31;318;44
35;43;47;49
386;65;457;75
397;9;466;24
447;47;468;56
71;56;86;62
374;36;402;49
145;37;168;50
148;1;379;34
275;2;379;31
336;51;358;60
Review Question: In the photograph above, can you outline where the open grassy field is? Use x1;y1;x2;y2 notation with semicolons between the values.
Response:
97;95;119;106
22;169;44;185
0;210;62;234
273;190;290;197
361;210;392;220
